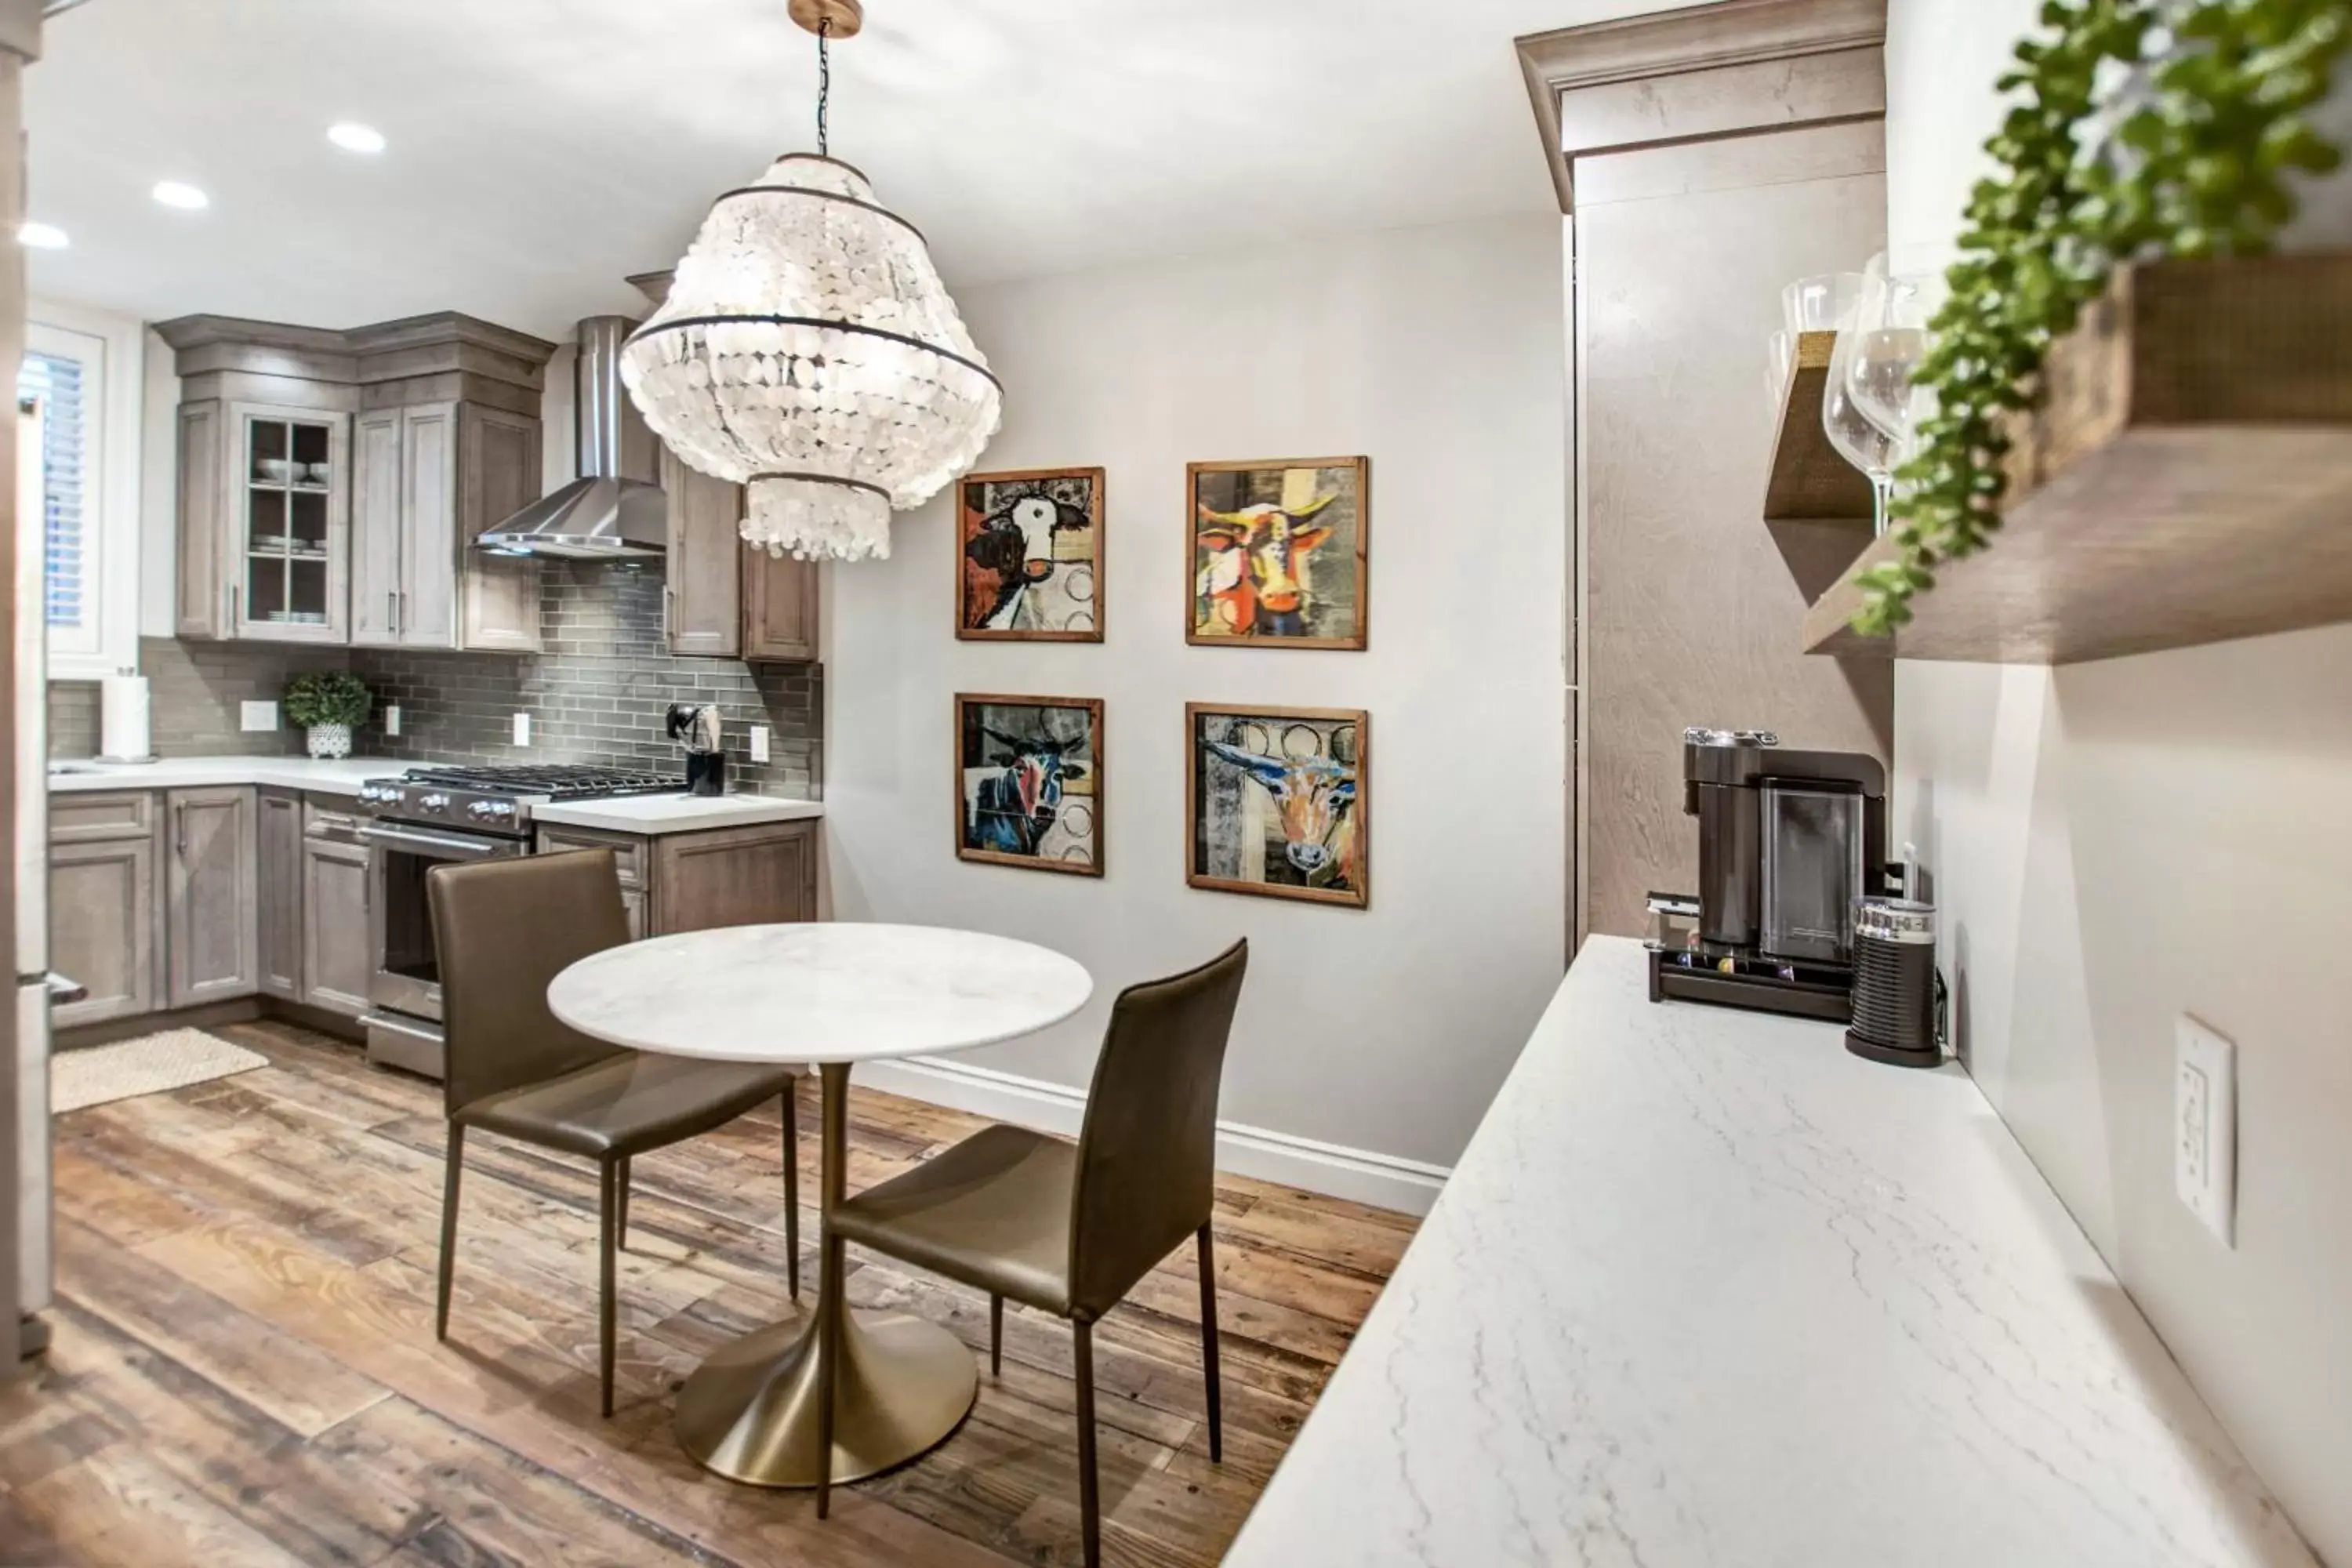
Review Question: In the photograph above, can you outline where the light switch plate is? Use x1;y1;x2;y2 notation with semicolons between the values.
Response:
2174;1014;2237;1247
750;724;771;764
240;700;278;732
511;712;531;746
384;705;401;738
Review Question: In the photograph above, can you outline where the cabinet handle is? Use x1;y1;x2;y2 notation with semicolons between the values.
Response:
174;800;188;859
662;586;674;641
387;590;397;632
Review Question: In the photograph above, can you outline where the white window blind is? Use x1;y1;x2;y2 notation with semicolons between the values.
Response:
17;347;89;637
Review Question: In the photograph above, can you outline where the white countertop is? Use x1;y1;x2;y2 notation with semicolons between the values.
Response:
46;755;823;836
1225;937;2313;1568
529;793;824;833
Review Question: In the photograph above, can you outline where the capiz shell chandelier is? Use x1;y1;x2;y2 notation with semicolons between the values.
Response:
619;0;1001;562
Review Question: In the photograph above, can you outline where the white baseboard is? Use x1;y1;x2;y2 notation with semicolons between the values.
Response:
853;1056;1450;1218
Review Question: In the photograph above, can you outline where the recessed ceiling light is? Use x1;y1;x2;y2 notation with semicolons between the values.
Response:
327;122;386;154
16;221;67;250
151;180;209;210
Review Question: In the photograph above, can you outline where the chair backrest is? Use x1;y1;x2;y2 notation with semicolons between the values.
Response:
427;850;633;1118
1067;939;1248;1319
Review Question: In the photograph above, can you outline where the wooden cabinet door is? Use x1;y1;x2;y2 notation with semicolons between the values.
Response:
175;400;228;639
256;789;303;1000
350;408;405;646
301;837;373;1018
225;402;350;645
49;836;158;1027
649;821;816;935
459;402;544;652
742;546;819;662
165;786;258;1008
663;447;742;657
398;401;460;648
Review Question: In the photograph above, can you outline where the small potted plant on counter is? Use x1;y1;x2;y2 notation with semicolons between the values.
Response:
283;672;372;760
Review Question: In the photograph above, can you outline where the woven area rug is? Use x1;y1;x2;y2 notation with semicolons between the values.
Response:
52;1029;269;1114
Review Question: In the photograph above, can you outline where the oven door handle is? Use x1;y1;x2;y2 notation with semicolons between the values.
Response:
357;824;520;860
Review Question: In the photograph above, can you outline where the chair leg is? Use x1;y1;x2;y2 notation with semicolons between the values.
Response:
615;1156;631;1250
1196;1223;1223;1464
435;1123;465;1341
598;1158;619;1419
1075;1319;1101;1568
989;1295;1004;1377
783;1086;801;1301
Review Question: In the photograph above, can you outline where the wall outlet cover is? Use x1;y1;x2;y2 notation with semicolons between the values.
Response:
241;700;278;732
385;705;401;738
512;712;531;746
750;724;771;764
2174;1014;2238;1248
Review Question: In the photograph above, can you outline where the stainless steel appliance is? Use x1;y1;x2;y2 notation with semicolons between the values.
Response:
474;317;667;557
666;702;724;796
1648;728;1888;1022
356;763;683;1076
1847;896;1942;1068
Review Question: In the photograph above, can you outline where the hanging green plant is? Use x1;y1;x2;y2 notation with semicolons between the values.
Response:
1854;0;2351;637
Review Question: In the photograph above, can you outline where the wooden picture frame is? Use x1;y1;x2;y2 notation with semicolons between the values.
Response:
1186;456;1370;651
956;466;1105;642
1185;702;1369;908
955;693;1105;877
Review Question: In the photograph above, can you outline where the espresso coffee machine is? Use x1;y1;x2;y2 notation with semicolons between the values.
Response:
1648;728;1889;1021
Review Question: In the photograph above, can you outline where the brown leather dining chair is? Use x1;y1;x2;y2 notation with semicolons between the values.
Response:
427;849;804;1417
823;939;1248;1566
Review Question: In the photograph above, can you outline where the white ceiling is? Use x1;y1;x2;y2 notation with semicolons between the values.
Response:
24;0;1650;342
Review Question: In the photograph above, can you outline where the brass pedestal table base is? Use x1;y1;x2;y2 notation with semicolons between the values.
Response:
673;1305;979;1486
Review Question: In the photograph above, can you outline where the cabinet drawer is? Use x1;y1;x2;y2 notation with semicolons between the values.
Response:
49;790;157;844
303;793;365;840
534;827;645;888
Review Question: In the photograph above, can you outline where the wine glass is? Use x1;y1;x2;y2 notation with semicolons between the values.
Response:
1783;272;1864;338
1820;283;1901;538
1846;261;1946;461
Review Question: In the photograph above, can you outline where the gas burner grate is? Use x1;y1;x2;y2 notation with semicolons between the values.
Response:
398;763;687;800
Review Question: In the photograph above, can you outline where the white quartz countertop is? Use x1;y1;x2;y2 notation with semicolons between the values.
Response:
1224;937;2314;1568
528;793;824;833
45;755;397;795
46;755;823;836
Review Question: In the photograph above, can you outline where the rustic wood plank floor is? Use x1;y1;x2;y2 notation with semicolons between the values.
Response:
0;1020;1414;1567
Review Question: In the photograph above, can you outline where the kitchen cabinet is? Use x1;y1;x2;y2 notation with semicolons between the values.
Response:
157;312;557;651
660;449;820;662
352;400;544;652
533;818;815;935
164;786;258;1009
174;397;355;643
47;793;160;1029
256;788;303;1000
301;835;372;1018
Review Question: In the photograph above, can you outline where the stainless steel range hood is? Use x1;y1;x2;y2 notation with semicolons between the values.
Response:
477;316;667;558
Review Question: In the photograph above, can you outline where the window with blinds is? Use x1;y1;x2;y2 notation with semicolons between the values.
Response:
17;348;89;636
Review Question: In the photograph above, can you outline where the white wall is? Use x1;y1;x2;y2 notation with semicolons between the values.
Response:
824;212;1569;1196
1888;3;2352;1560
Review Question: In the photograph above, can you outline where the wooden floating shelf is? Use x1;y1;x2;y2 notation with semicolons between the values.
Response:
1762;329;1878;602
1803;252;2352;665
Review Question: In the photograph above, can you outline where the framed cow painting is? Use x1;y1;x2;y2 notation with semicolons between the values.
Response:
1186;703;1369;908
956;694;1105;877
957;466;1105;641
1188;456;1368;650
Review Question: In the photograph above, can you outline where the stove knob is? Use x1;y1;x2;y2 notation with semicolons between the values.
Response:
420;793;451;812
466;800;495;821
489;801;517;818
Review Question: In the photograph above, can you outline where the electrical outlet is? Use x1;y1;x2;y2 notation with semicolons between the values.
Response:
2174;1014;2238;1247
511;712;531;746
750;724;771;764
240;700;278;732
384;705;401;738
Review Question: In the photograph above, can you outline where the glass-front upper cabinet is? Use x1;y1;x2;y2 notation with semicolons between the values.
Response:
227;402;349;642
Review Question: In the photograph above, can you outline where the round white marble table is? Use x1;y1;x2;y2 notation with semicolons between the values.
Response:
549;922;1091;1490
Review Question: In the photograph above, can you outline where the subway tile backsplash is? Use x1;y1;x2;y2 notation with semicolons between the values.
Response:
48;561;823;798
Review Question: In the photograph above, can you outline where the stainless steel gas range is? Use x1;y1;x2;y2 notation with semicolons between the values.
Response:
354;763;684;1078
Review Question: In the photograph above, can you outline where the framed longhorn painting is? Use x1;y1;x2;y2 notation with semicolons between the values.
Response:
957;466;1105;641
1188;456;1368;650
956;694;1105;877
1186;703;1368;908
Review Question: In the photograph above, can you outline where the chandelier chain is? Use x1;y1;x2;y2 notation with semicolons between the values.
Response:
816;16;831;157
